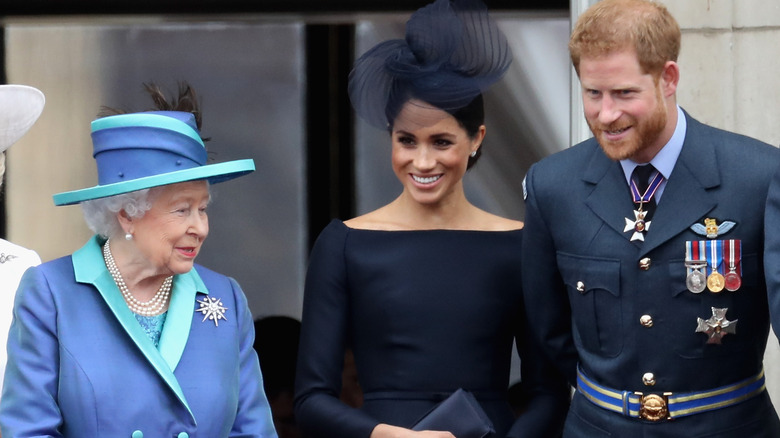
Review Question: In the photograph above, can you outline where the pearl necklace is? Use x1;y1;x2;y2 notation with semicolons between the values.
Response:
103;239;173;316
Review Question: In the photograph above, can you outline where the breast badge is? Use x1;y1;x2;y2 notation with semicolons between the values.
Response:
696;307;737;344
690;218;736;239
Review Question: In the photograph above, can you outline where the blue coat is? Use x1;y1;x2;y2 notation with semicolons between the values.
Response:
521;111;780;436
0;236;277;438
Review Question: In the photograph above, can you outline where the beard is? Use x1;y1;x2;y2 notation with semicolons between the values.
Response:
588;92;668;162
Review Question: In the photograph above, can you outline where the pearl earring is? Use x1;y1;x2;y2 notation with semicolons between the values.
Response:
470;150;477;158
125;233;133;241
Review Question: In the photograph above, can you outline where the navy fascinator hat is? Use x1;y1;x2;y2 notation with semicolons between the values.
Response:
348;0;513;129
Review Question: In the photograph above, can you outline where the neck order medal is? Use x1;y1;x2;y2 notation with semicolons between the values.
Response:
624;168;663;242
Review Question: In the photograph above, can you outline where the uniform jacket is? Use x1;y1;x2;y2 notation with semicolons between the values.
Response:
0;236;277;438
766;149;780;363
521;111;780;436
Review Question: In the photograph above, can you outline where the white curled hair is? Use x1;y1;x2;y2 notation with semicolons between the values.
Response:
81;188;154;238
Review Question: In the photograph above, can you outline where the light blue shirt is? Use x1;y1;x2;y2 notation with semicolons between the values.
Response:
620;105;687;203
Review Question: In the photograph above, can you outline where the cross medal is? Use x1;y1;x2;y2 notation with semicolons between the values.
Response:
624;205;651;242
624;169;663;242
696;307;737;344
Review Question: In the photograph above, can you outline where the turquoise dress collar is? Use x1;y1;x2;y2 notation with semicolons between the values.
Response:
71;235;209;419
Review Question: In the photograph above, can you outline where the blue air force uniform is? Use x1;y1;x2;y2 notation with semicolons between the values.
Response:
521;108;780;436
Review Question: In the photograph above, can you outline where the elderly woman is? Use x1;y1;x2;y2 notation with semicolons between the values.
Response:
294;1;570;437
0;84;277;438
0;84;44;397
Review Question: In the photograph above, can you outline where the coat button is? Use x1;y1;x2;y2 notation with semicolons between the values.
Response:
576;281;585;293
640;314;653;327
132;431;143;438
643;372;656;386
639;257;651;270
177;433;189;438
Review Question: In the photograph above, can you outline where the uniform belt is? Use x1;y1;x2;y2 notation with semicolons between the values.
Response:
576;366;766;421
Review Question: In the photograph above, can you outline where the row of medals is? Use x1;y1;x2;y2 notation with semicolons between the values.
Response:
685;259;741;293
626;180;741;294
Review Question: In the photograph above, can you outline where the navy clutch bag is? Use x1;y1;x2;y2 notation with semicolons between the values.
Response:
411;388;495;438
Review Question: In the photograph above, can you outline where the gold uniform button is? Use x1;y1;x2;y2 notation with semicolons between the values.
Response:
640;315;653;327
576;281;585;293
643;372;656;386
639;257;651;270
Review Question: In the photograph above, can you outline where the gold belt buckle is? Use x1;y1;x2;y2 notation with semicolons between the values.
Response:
635;392;672;421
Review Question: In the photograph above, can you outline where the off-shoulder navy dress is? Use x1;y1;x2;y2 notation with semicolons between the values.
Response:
294;220;569;438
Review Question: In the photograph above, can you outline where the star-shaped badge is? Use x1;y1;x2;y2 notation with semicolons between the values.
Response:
195;296;228;327
624;209;651;242
695;307;737;344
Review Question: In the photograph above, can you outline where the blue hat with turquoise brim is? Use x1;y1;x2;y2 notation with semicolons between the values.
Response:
54;111;255;205
53;111;254;206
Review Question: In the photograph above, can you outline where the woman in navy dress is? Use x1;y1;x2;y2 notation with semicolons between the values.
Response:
294;1;570;437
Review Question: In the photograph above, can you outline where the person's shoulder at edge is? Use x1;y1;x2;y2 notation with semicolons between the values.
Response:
0;239;41;265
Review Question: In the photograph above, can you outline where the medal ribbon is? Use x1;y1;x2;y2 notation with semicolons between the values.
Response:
630;169;664;205
706;240;724;276
685;240;706;276
725;239;742;277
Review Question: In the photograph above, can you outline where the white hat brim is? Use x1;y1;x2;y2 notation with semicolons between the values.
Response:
0;85;45;153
